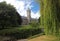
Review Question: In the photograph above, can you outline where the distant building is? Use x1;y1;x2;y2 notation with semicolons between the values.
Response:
21;8;38;25
21;16;28;25
27;8;31;24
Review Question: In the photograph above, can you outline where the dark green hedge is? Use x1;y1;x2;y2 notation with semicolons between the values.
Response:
0;27;43;39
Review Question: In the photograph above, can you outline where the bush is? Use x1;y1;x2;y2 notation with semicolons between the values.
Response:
0;25;43;39
29;21;40;28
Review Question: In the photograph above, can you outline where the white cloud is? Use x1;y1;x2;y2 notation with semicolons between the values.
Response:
0;0;3;2
31;11;40;19
0;0;40;19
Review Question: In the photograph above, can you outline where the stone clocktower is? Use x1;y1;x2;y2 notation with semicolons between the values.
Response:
27;8;31;24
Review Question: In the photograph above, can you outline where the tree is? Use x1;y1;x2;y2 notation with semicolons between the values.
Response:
40;0;60;36
16;12;22;25
0;1;22;29
38;17;40;23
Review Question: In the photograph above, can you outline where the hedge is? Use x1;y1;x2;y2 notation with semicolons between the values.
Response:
0;26;44;39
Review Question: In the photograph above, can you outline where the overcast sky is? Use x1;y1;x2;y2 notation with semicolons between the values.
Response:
0;0;40;19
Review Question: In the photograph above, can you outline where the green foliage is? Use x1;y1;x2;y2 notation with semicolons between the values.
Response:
29;21;40;28
38;17;40;23
0;25;43;39
0;1;22;29
40;0;60;36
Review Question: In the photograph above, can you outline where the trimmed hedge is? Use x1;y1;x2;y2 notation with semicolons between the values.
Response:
0;26;43;39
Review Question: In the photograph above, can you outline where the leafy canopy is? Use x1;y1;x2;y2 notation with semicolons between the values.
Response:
0;1;22;29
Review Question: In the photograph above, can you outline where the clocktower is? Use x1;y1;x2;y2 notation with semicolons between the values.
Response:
27;8;31;24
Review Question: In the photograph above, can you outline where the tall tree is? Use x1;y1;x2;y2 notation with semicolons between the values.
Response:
0;1;22;29
40;0;60;35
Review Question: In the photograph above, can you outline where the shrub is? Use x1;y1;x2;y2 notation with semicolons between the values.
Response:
0;25;43;39
29;21;40;28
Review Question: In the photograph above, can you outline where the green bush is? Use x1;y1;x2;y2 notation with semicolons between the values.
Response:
0;25;43;39
29;21;40;28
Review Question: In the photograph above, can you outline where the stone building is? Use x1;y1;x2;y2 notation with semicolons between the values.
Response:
27;8;31;24
21;8;38;25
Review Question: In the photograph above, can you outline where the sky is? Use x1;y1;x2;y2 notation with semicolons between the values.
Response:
0;0;40;19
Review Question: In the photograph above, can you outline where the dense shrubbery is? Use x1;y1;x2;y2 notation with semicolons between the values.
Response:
29;21;40;28
0;25;43;39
